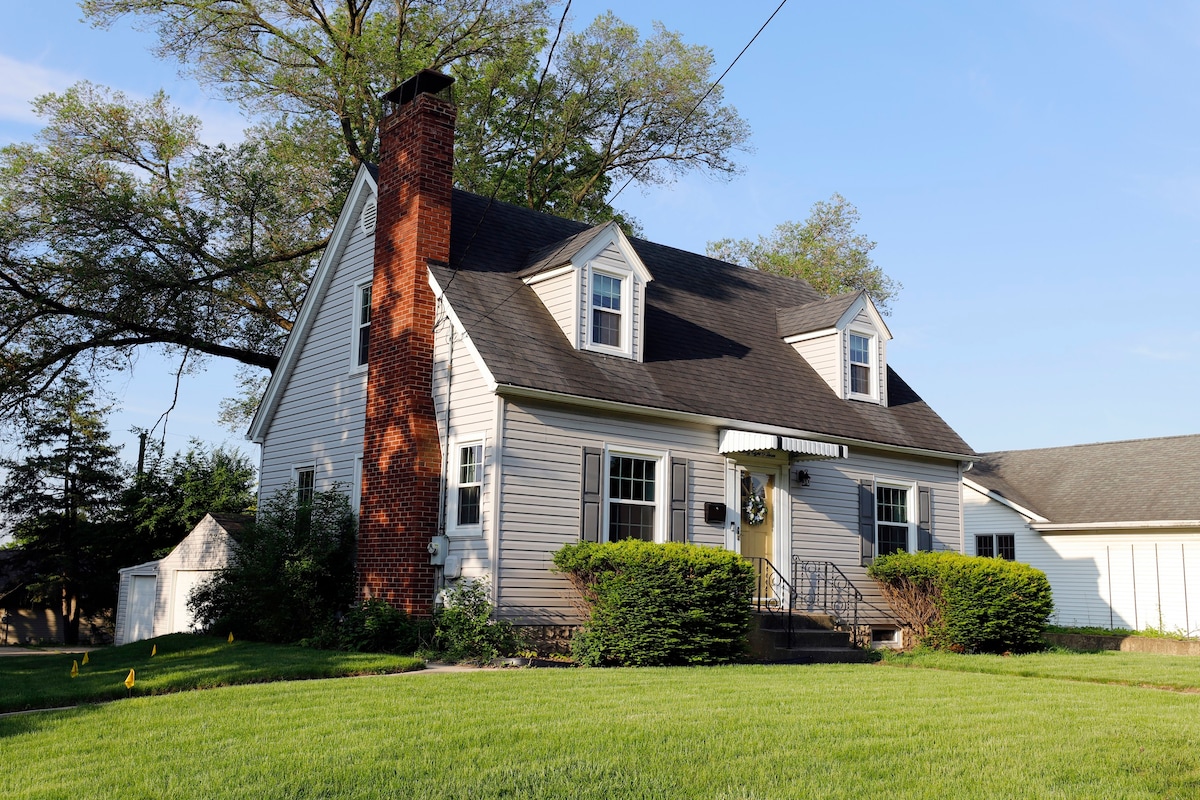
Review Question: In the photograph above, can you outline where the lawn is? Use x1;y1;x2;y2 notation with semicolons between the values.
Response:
0;633;423;713
2;659;1199;799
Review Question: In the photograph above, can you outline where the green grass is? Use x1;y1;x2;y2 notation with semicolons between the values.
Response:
2;663;1200;798
881;646;1200;691
0;633;423;712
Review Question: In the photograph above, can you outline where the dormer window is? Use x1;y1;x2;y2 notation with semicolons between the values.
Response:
591;272;623;348
849;332;873;397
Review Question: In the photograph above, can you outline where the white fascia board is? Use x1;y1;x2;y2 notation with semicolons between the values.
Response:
835;293;893;341
572;222;654;285
1031;520;1200;532
496;383;974;462
247;165;378;444
429;270;498;393
521;264;575;286
783;328;838;345
962;477;1047;523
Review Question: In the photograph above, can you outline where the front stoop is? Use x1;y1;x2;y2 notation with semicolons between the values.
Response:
749;611;873;664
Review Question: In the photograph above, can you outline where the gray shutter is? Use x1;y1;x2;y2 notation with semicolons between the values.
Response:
858;479;875;564
669;458;688;543
917;486;933;551
580;447;603;543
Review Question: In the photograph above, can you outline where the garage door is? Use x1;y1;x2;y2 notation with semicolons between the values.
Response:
127;575;157;643
171;571;215;634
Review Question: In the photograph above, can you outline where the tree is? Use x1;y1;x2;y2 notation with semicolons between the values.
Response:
0;1;749;422
120;440;256;558
707;194;901;315
0;375;127;644
190;486;357;643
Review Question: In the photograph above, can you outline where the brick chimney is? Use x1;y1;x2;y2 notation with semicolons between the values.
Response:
357;70;455;614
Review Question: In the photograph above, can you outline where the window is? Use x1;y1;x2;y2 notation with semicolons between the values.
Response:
456;443;483;527
849;332;872;396
876;485;911;556
296;466;315;531
352;282;372;370
591;272;623;348
608;454;656;542
976;534;1015;560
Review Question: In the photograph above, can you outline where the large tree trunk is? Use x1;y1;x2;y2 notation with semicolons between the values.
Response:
61;587;80;646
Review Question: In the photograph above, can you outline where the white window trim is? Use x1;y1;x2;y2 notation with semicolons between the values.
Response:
446;434;486;537
875;479;916;556
847;328;879;402
583;265;635;359
349;280;372;374
601;446;667;543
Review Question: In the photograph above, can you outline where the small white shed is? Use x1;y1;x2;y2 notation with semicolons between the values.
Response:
963;435;1200;635
114;513;251;645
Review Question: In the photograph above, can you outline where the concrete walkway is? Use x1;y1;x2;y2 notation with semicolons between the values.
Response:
0;645;101;657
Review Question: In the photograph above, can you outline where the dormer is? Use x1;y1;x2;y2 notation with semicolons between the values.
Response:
777;290;893;405
520;222;653;362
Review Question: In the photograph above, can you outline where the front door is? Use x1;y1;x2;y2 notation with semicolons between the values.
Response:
741;471;776;600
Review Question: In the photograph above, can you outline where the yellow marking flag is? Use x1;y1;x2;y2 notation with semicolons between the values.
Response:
70;660;78;678
82;652;89;665
125;669;135;690
228;631;234;644
151;644;157;657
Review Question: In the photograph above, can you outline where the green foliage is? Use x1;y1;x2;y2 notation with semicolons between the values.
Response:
433;579;519;662
868;551;1054;654
305;599;432;655
707;193;901;315
553;540;753;666
190;486;357;644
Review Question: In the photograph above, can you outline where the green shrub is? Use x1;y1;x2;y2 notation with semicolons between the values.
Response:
434;578;519;662
305;599;432;654
868;551;1053;654
553;540;754;666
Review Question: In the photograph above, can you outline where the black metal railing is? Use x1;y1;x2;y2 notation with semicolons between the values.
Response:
746;556;797;647
791;558;862;635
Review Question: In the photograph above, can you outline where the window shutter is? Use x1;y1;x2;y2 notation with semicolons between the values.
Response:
917;486;933;552
580;447;603;542
669;458;688;543
858;479;875;564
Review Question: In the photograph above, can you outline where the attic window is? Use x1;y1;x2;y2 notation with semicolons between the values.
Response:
850;333;871;395
591;272;623;348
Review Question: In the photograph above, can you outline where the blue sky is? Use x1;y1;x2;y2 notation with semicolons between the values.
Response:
1;1;1197;464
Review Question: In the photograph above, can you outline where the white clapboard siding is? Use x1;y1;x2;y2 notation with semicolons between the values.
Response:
578;243;645;362
495;400;727;623
258;191;374;503
528;270;577;347
791;450;963;625
789;332;840;395
964;485;1200;634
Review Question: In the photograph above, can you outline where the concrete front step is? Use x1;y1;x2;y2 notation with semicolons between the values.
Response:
749;611;868;663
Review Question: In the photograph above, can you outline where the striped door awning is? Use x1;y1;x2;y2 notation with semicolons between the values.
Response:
717;429;847;460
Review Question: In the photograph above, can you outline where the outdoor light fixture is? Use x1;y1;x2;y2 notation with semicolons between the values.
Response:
793;468;811;487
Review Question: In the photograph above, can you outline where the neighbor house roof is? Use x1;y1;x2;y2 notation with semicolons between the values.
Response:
967;434;1200;524
429;190;973;458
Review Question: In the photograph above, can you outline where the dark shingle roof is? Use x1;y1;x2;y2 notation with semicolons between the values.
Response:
432;191;974;457
518;223;609;278
209;512;254;539
969;434;1200;523
776;292;864;337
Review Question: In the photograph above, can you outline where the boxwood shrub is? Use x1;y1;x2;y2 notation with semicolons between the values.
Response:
553;540;754;666
867;551;1053;654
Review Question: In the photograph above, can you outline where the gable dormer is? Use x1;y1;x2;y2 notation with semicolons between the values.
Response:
777;290;893;405
520;222;653;361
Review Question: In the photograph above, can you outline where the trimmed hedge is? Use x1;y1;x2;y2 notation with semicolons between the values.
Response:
553;540;754;666
868;551;1053;654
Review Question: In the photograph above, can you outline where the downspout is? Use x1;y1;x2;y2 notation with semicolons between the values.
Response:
433;299;455;602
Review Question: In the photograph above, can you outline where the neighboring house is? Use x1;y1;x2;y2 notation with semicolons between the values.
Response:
113;513;251;645
0;551;111;645
963;435;1200;635
247;70;975;640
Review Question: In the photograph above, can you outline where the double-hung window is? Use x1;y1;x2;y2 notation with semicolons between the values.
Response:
876;485;911;556
608;454;656;542
352;282;372;370
591;272;623;348
296;466;315;531
849;332;873;397
455;442;483;528
976;534;1015;560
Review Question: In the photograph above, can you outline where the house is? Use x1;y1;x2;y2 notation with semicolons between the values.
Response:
963;434;1200;635
247;70;975;642
0;550;111;646
113;512;251;645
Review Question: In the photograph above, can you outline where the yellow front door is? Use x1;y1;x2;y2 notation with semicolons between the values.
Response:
741;471;775;601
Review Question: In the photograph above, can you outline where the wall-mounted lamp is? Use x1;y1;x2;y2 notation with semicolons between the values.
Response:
793;468;811;487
